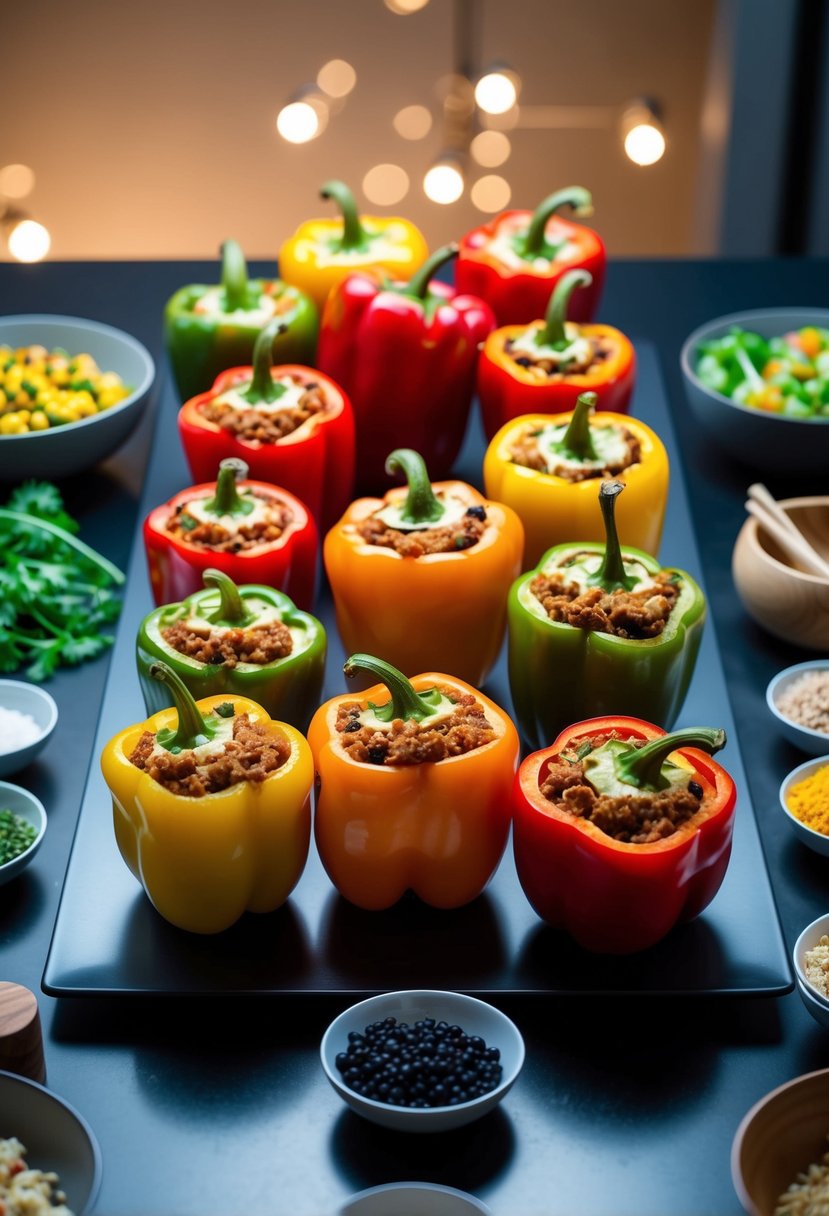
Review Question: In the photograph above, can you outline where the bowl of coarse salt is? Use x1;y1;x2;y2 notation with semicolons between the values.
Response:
0;681;58;778
768;661;829;756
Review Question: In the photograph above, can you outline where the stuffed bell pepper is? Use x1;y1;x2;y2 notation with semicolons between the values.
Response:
308;653;520;911
144;457;318;610
164;239;317;402
512;717;736;953
178;316;355;530
325;448;524;686
136;568;325;732
278;179;428;313
476;269;635;439
456;186;605;326
317;244;495;488
508;480;704;748
483;391;668;567
101;661;313;934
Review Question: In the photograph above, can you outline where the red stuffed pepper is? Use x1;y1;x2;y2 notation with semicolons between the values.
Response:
513;717;736;954
178;317;354;531
477;269;635;439
456;186;605;326
144;458;318;610
316;243;495;489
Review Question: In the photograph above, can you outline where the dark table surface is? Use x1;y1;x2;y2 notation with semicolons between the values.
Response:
2;257;829;1216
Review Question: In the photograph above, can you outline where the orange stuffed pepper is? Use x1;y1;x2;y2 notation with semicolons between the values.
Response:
308;654;520;910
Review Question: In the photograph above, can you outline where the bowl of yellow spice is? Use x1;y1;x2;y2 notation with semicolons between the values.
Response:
780;756;829;857
0;314;156;479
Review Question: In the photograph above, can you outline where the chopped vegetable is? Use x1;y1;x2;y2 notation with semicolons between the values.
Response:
0;480;124;681
0;344;131;433
0;809;37;865
695;326;829;417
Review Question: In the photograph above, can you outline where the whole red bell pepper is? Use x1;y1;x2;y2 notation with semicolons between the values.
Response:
178;317;355;531
316;244;495;489
143;458;318;610
512;717;737;954
456;187;605;326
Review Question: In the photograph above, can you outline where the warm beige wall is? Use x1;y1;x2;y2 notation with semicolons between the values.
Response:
3;0;714;260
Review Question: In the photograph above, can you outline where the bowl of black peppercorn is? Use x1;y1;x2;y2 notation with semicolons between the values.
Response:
320;989;525;1132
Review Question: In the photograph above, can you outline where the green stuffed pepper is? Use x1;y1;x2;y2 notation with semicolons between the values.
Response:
136;568;326;732
164;239;318;402
508;480;705;749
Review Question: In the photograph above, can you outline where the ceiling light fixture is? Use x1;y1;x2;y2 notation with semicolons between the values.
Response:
621;99;666;166
3;211;51;263
276;88;329;144
423;155;465;205
474;66;520;116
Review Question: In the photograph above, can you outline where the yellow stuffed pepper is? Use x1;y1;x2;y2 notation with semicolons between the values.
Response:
278;179;428;314
483;391;669;568
100;662;313;934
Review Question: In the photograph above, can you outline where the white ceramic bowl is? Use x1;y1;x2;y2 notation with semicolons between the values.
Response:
0;781;46;885
340;1183;491;1215
793;913;829;1030
767;662;829;755
779;756;829;857
320;990;524;1134
0;1070;101;1214
0;680;58;778
0;314;155;479
680;308;829;474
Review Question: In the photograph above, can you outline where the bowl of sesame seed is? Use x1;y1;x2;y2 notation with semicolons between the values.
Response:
768;662;829;756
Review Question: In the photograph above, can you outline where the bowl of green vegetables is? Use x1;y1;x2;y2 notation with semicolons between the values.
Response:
679;308;829;473
0;781;46;885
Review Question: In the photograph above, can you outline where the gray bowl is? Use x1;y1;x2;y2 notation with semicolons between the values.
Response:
0;680;58;777
0;314;155;480
0;1070;101;1214
0;781;47;885
767;662;829;755
679;308;829;474
340;1183;491;1215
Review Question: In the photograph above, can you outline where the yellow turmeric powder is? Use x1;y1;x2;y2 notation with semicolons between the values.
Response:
787;764;829;835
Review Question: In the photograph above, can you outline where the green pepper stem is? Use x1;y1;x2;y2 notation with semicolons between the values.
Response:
203;568;247;624
244;318;288;404
344;654;432;722
587;480;638;592
615;728;727;790
320;180;365;250
149;661;211;750
0;509;125;585
203;458;251;517
220;239;249;311
523;186;593;255
560;392;599;460
405;243;458;300
385;449;444;524
539;268;593;346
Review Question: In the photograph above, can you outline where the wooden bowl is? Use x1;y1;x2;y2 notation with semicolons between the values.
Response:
732;496;829;649
733;1068;829;1215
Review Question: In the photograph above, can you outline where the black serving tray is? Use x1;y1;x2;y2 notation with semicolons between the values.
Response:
43;344;793;998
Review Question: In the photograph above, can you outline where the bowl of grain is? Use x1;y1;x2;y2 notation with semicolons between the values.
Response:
779;756;829;858
794;913;829;1030
768;662;829;755
733;1067;829;1215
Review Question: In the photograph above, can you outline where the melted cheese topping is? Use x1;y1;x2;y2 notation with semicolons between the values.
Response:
509;322;593;365
487;232;577;272
150;715;235;761
209;380;309;417
315;224;412;267
182;495;276;532
373;492;470;532
542;550;659;596
192;287;280;327
533;422;630;473
357;695;456;732
182;602;308;662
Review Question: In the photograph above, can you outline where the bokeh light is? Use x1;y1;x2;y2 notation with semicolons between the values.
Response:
393;104;433;140
8;219;51;263
317;59;356;98
470;130;511;168
363;163;410;206
0;164;35;200
276;100;325;144
423;162;464;205
384;0;430;12
471;175;511;212
624;122;666;166
474;72;518;116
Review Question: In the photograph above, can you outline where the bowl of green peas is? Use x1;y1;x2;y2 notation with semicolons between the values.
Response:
0;781;46;885
680;309;829;473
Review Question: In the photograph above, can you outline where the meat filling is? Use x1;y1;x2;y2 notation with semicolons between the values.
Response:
509;427;641;482
356;507;487;556
506;333;614;377
129;713;289;796
200;380;327;443
161;619;293;666
530;570;679;639
336;689;495;765
166;495;291;552
540;737;704;844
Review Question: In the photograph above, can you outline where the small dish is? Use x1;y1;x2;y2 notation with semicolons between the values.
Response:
0;313;155;480
0;680;58;778
320;989;524;1133
0;781;46;885
779;756;829;857
339;1182;491;1215
793;912;829;1030
0;1070;102;1214
732;1067;829;1215
680;307;829;474
767;662;829;755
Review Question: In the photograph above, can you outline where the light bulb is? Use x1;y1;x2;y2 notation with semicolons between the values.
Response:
8;219;50;263
474;71;518;116
276;100;325;144
624;122;666;166
423;161;464;205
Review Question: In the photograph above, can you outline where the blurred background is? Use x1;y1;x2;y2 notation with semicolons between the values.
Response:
2;0;827;263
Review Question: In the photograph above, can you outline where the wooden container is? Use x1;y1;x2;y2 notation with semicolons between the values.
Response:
0;982;45;1083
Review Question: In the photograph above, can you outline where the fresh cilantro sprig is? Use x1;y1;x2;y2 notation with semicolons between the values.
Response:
0;480;125;682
